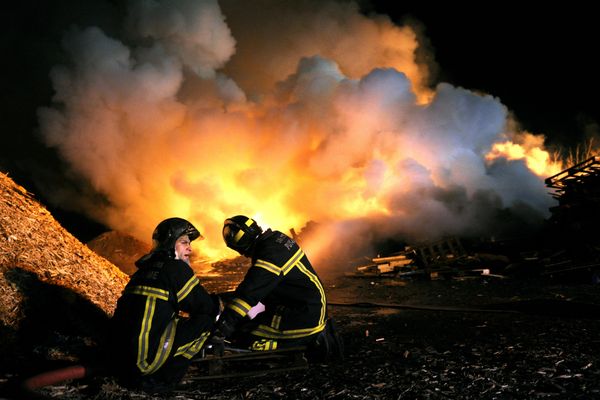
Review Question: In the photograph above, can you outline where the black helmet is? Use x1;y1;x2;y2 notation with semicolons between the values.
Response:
223;215;263;256
152;217;202;258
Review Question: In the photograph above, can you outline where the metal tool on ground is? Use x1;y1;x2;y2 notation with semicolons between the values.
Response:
187;346;309;380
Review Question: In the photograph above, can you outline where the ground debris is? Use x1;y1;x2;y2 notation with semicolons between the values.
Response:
3;272;600;399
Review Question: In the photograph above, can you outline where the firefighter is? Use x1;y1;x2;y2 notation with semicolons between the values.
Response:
214;215;342;360
109;218;220;393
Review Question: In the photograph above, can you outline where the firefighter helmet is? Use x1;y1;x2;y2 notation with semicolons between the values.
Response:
222;215;263;256
152;217;202;258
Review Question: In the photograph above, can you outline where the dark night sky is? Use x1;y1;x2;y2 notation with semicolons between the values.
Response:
365;1;600;149
1;1;598;238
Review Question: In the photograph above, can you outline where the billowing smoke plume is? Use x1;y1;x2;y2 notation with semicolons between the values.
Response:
37;0;558;271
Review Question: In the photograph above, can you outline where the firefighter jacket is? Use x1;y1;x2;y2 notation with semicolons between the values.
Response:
219;230;327;347
111;251;217;377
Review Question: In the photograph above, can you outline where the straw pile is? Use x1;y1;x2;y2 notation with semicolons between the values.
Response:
87;230;151;275
0;171;128;332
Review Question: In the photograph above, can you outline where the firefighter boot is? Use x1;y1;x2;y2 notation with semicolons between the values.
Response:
306;318;344;363
325;318;344;361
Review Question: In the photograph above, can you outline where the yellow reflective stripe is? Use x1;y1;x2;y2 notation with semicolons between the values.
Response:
177;276;199;302
231;217;254;244
227;297;252;317
136;297;155;370
281;249;304;275
174;331;210;359
126;285;169;301
271;314;282;330
251;339;278;351
256;323;324;335
253;249;304;276
262;340;276;350
297;261;327;326
250;322;326;339
136;300;178;375
254;259;281;275
142;319;177;374
233;229;245;243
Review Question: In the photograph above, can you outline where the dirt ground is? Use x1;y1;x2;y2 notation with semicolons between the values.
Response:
3;273;600;399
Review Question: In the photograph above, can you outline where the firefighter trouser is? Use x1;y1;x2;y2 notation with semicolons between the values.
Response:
118;314;213;388
150;314;212;382
232;308;324;351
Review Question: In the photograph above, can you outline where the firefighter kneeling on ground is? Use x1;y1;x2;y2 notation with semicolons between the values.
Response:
211;215;343;361
109;218;221;393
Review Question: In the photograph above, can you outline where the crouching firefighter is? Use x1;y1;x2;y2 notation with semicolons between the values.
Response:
108;218;221;393
212;215;343;361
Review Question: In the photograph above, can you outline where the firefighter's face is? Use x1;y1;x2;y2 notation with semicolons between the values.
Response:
174;235;192;265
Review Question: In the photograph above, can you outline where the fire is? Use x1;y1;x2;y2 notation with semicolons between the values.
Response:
169;112;398;262
485;132;563;177
35;1;566;269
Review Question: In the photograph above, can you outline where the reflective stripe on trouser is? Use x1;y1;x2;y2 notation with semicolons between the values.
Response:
174;331;210;359
251;339;278;351
137;312;178;375
250;322;325;339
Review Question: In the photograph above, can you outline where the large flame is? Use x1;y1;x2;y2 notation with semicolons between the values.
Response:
36;0;561;270
485;132;563;178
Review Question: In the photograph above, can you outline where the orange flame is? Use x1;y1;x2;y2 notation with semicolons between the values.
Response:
485;132;563;177
37;2;567;270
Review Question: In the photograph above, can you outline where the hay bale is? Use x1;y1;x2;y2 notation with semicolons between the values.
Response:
0;172;128;332
87;231;151;275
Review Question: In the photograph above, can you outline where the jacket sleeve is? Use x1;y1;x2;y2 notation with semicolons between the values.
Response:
230;265;280;313
166;261;216;317
216;261;282;337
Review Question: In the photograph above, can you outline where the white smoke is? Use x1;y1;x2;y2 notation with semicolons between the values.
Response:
126;0;236;78
37;0;555;268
